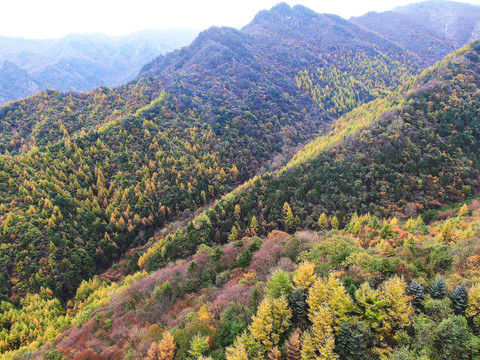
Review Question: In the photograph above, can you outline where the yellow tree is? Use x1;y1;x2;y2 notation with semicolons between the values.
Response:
381;277;414;339
310;306;338;360
307;274;353;330
467;283;480;329
300;332;315;360
293;262;317;291
249;296;292;355
318;212;329;230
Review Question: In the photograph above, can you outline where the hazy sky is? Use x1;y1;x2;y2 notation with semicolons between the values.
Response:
1;0;480;39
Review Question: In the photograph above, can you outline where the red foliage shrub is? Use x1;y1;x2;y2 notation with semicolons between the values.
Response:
72;349;102;360
212;282;252;312
250;239;284;278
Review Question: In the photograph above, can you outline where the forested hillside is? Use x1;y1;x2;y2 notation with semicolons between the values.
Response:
148;40;480;271
0;3;427;305
17;191;480;359
0;2;479;360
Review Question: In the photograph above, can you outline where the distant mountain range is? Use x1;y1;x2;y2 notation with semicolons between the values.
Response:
353;0;480;64
0;29;198;104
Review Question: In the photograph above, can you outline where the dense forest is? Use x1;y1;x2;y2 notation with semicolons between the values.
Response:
0;2;479;359
0;3;427;304
142;41;480;270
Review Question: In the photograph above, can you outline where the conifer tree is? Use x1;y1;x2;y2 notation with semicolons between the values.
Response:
283;202;294;232
451;285;468;316
407;279;424;309
335;323;367;360
249;296;292;355
430;278;448;300
289;288;308;326
267;347;281;360
300;332;315;360
266;270;292;298
310;306;338;360
331;215;340;230
146;332;176;360
188;335;209;359
293;262;316;291
286;328;302;360
318;212;329;230
458;203;470;216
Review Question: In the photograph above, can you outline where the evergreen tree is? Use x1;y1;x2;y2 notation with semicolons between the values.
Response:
335;323;367;360
293;262;316;291
300;332;315;360
407;279;424;309
430;278;448;300
266;270;292;298
289;288;308;326
249;296;292;355
331;216;340;230
188;334;209;359
451;285;468;316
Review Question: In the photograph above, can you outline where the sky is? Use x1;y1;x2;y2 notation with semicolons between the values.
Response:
1;0;480;39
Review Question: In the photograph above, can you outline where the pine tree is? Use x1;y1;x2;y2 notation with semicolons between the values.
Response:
250;216;259;234
228;225;239;242
407;279;424;309
451;285;468;316
225;334;249;360
355;282;386;337
267;347;281;360
146;332;176;360
325;275;354;330
430;278;448;300
283;202;295;232
335;323;367;360
310;306;339;360
289;288;308;326
318;212;329;230
293;262;317;291
458;203;470;216
188;334;209;359
146;342;162;360
286;328;302;360
381;277;414;337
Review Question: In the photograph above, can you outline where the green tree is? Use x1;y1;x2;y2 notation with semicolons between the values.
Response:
266;270;292;299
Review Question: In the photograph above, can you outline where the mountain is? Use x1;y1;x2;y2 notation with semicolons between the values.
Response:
0;29;198;104
15;41;480;360
0;3;425;304
352;0;480;64
0;61;40;104
156;39;480;266
0;2;480;359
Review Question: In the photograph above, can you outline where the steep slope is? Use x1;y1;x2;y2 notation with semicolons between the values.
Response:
0;29;198;104
0;61;40;104
152;40;480;267
0;2;427;306
353;0;480;65
19;194;480;359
